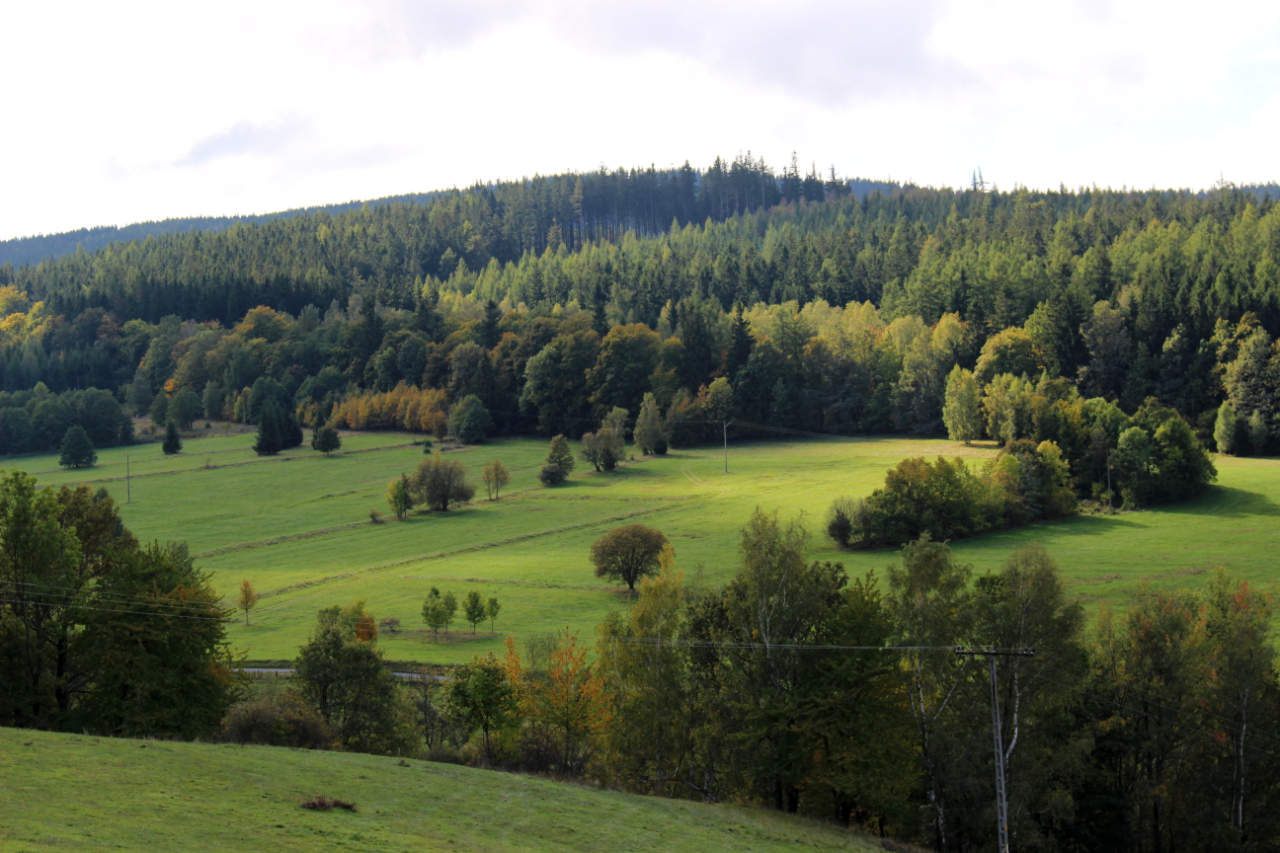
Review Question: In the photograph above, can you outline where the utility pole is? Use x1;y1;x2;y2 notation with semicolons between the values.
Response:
722;419;731;474
955;647;1036;853
126;454;131;504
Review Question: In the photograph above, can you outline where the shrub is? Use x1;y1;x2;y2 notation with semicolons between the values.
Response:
301;796;357;812
221;691;334;749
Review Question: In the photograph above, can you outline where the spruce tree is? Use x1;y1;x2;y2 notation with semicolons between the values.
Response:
254;400;285;456
59;425;97;468
162;419;182;455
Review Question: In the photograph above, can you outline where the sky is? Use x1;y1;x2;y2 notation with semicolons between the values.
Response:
2;0;1278;241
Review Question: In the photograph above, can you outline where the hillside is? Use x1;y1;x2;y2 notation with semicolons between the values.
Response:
8;429;1276;665
0;727;888;852
0;192;446;268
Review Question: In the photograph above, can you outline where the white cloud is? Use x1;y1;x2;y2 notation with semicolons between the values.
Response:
0;0;1276;240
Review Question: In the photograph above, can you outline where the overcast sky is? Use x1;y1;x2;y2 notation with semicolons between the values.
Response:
2;0;1277;241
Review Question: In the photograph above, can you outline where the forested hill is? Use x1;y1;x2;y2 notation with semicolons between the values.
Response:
0;155;1278;490
0;191;448;268
0;158;901;268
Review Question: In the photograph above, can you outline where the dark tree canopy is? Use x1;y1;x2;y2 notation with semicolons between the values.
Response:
590;523;670;591
0;475;244;736
59;424;96;468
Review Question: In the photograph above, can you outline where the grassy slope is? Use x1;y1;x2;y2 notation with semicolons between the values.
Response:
13;432;1280;663
0;727;885;853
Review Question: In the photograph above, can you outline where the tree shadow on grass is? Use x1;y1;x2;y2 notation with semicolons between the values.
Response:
1155;485;1280;519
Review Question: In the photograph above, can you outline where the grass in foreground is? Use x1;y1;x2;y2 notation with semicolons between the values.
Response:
0;727;888;853
11;431;1280;662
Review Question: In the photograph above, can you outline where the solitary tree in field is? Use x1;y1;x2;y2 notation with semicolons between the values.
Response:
590;524;670;592
59;425;97;469
312;425;341;456
464;591;486;634
162;419;183;455
387;475;414;520
482;459;510;500
237;579;259;625
540;434;575;486
486;597;501;633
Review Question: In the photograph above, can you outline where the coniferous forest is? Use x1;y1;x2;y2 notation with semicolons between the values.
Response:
3;158;1280;851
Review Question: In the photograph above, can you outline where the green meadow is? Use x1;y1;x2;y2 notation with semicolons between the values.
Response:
0;727;888;853
12;429;1280;664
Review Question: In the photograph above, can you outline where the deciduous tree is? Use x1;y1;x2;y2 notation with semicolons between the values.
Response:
411;452;475;511
237;579;259;625
590;524;669;591
311;425;341;456
463;590;486;634
481;459;510;500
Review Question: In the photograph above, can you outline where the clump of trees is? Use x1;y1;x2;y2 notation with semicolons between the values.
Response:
450;395;493;444
0;474;246;737
481;459;509;500
253;398;302;456
828;440;1077;549
292;601;412;753
422;588;458;641
411;452;475;511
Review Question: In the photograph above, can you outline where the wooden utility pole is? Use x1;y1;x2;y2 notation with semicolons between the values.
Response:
955;647;1036;853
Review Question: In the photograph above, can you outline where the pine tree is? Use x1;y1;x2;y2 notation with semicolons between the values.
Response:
162;419;183;455
726;305;754;379
59;425;97;468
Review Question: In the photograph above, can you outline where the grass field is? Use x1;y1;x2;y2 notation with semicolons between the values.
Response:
12;429;1280;664
0;727;889;853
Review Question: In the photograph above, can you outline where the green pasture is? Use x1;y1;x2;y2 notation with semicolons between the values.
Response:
12;430;1280;665
0;727;885;853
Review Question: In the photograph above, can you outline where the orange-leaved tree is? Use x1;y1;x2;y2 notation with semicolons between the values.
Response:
531;630;609;777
